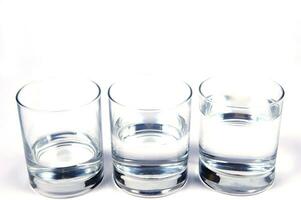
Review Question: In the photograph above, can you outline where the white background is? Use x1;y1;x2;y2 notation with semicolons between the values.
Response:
0;0;301;199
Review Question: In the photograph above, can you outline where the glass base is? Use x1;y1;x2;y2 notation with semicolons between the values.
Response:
29;169;103;198
199;162;275;195
113;166;187;197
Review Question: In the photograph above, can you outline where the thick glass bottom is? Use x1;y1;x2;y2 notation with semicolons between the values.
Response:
29;169;103;198
113;164;187;197
199;160;275;195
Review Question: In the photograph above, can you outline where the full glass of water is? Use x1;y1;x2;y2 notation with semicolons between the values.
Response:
108;77;192;197
198;77;284;195
16;78;104;198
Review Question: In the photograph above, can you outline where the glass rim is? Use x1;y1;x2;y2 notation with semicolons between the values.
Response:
198;77;285;106
16;78;101;112
108;79;193;111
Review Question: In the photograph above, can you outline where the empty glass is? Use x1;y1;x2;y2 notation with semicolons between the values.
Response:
108;77;192;197
198;77;284;195
16;78;103;198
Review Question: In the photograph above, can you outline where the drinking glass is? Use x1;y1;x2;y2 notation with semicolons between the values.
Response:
16;78;103;198
108;77;192;197
198;77;284;195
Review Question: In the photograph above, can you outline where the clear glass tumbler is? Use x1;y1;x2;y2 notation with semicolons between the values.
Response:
108;77;192;197
198;77;285;195
16;78;103;198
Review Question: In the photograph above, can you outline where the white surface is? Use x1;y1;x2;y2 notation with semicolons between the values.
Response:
0;0;301;199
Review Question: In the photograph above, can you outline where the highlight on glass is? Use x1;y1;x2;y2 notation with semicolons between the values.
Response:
108;77;192;197
16;78;104;198
198;77;284;195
